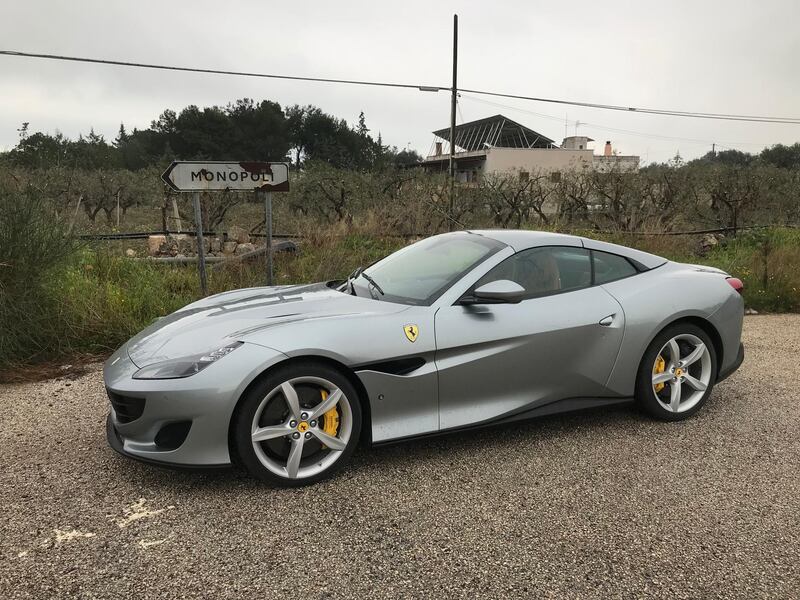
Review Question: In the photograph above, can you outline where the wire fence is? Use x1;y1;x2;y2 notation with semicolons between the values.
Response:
78;224;799;242
78;230;300;241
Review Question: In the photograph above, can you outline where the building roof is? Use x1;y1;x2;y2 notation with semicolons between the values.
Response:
432;114;556;152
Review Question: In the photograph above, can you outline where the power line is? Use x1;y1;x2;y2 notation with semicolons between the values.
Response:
0;50;432;92
2;49;800;125
460;93;768;148
459;87;800;124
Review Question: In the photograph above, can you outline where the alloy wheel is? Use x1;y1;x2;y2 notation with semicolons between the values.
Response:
651;333;712;414
250;376;353;480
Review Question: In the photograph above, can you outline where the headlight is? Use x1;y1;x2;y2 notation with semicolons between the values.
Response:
132;342;243;380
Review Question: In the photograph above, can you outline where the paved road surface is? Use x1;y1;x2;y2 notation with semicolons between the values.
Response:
1;316;798;599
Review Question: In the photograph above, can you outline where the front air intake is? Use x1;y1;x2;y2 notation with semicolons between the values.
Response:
107;390;145;423
154;421;192;450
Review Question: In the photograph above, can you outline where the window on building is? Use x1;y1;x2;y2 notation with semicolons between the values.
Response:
474;246;591;300
519;171;530;182
550;171;562;183
592;250;638;284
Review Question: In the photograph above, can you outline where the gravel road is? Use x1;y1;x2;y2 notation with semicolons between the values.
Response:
1;315;798;599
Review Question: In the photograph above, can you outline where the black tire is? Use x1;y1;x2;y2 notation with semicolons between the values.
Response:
232;361;362;486
635;323;717;421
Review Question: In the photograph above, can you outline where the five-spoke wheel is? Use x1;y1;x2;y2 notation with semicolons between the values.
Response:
233;363;361;485
637;324;717;420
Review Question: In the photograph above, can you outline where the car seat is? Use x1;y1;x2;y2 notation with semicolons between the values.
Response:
517;252;561;294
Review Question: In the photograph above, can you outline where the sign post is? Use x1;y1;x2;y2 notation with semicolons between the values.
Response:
161;161;289;294
263;191;274;286
191;191;208;296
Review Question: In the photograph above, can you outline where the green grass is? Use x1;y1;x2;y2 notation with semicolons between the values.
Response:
692;229;800;312
0;233;405;372
2;227;798;376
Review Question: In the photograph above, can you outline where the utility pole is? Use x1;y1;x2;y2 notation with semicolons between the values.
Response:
448;14;458;230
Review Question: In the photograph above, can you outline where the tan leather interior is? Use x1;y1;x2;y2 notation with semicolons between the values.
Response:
516;252;561;294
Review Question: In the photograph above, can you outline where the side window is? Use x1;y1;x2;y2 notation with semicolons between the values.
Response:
592;250;638;284
475;246;591;299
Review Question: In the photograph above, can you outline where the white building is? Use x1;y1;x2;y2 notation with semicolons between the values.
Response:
422;115;639;181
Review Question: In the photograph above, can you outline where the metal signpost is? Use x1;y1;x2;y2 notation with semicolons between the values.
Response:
161;161;290;294
262;189;273;285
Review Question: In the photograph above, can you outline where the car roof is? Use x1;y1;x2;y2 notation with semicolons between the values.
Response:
468;229;583;249
466;229;667;270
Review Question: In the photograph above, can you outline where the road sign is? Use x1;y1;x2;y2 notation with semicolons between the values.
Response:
161;161;289;192
160;161;290;291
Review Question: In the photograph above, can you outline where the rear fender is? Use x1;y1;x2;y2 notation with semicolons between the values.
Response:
600;265;732;395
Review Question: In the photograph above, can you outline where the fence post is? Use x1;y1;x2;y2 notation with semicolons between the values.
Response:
172;197;182;233
192;191;208;296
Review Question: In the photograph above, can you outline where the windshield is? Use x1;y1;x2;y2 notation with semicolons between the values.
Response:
352;232;505;305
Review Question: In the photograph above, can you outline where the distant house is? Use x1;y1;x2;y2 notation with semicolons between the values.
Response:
421;114;639;181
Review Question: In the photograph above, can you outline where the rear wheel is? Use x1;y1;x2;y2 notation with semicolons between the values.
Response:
636;324;717;421
233;362;362;486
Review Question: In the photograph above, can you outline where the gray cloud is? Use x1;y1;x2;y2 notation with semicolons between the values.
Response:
1;0;799;163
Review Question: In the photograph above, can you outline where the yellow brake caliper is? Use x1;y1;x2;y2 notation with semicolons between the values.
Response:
654;355;666;392
319;389;339;448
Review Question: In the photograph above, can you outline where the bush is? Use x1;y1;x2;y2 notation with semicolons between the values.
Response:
0;173;78;366
699;229;800;312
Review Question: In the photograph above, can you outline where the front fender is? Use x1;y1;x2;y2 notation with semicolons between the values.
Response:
104;341;288;466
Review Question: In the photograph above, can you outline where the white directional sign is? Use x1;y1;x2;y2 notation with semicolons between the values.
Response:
161;161;289;192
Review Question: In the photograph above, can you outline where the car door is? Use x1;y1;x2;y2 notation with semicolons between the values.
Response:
434;246;625;430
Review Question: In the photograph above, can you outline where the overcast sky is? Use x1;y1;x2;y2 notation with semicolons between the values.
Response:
1;0;799;164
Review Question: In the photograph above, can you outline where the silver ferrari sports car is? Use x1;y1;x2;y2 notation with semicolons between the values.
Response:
104;230;744;485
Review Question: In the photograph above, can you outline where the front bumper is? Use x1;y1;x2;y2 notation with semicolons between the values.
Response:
103;341;287;467
106;413;229;470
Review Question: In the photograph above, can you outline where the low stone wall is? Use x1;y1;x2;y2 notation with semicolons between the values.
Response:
147;225;258;258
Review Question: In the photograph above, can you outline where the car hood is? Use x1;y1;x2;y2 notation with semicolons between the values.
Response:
125;282;407;367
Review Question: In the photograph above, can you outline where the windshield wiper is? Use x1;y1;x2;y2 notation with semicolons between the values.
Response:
344;266;364;295
359;272;385;296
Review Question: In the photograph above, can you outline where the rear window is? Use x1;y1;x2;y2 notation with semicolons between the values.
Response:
593;250;638;284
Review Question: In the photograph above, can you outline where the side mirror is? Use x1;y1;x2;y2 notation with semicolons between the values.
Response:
470;280;526;304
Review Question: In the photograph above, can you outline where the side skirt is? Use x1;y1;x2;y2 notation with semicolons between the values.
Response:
370;396;634;447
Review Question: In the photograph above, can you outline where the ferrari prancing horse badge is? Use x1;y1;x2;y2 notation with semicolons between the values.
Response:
403;324;419;343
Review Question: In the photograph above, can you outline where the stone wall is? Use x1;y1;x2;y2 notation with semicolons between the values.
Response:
147;228;257;258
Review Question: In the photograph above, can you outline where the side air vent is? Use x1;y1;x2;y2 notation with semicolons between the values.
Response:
356;357;426;376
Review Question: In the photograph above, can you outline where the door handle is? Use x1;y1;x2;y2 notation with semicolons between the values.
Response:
599;314;615;326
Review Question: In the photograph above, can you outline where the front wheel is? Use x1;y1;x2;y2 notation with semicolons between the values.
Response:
233;362;362;486
636;324;717;421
